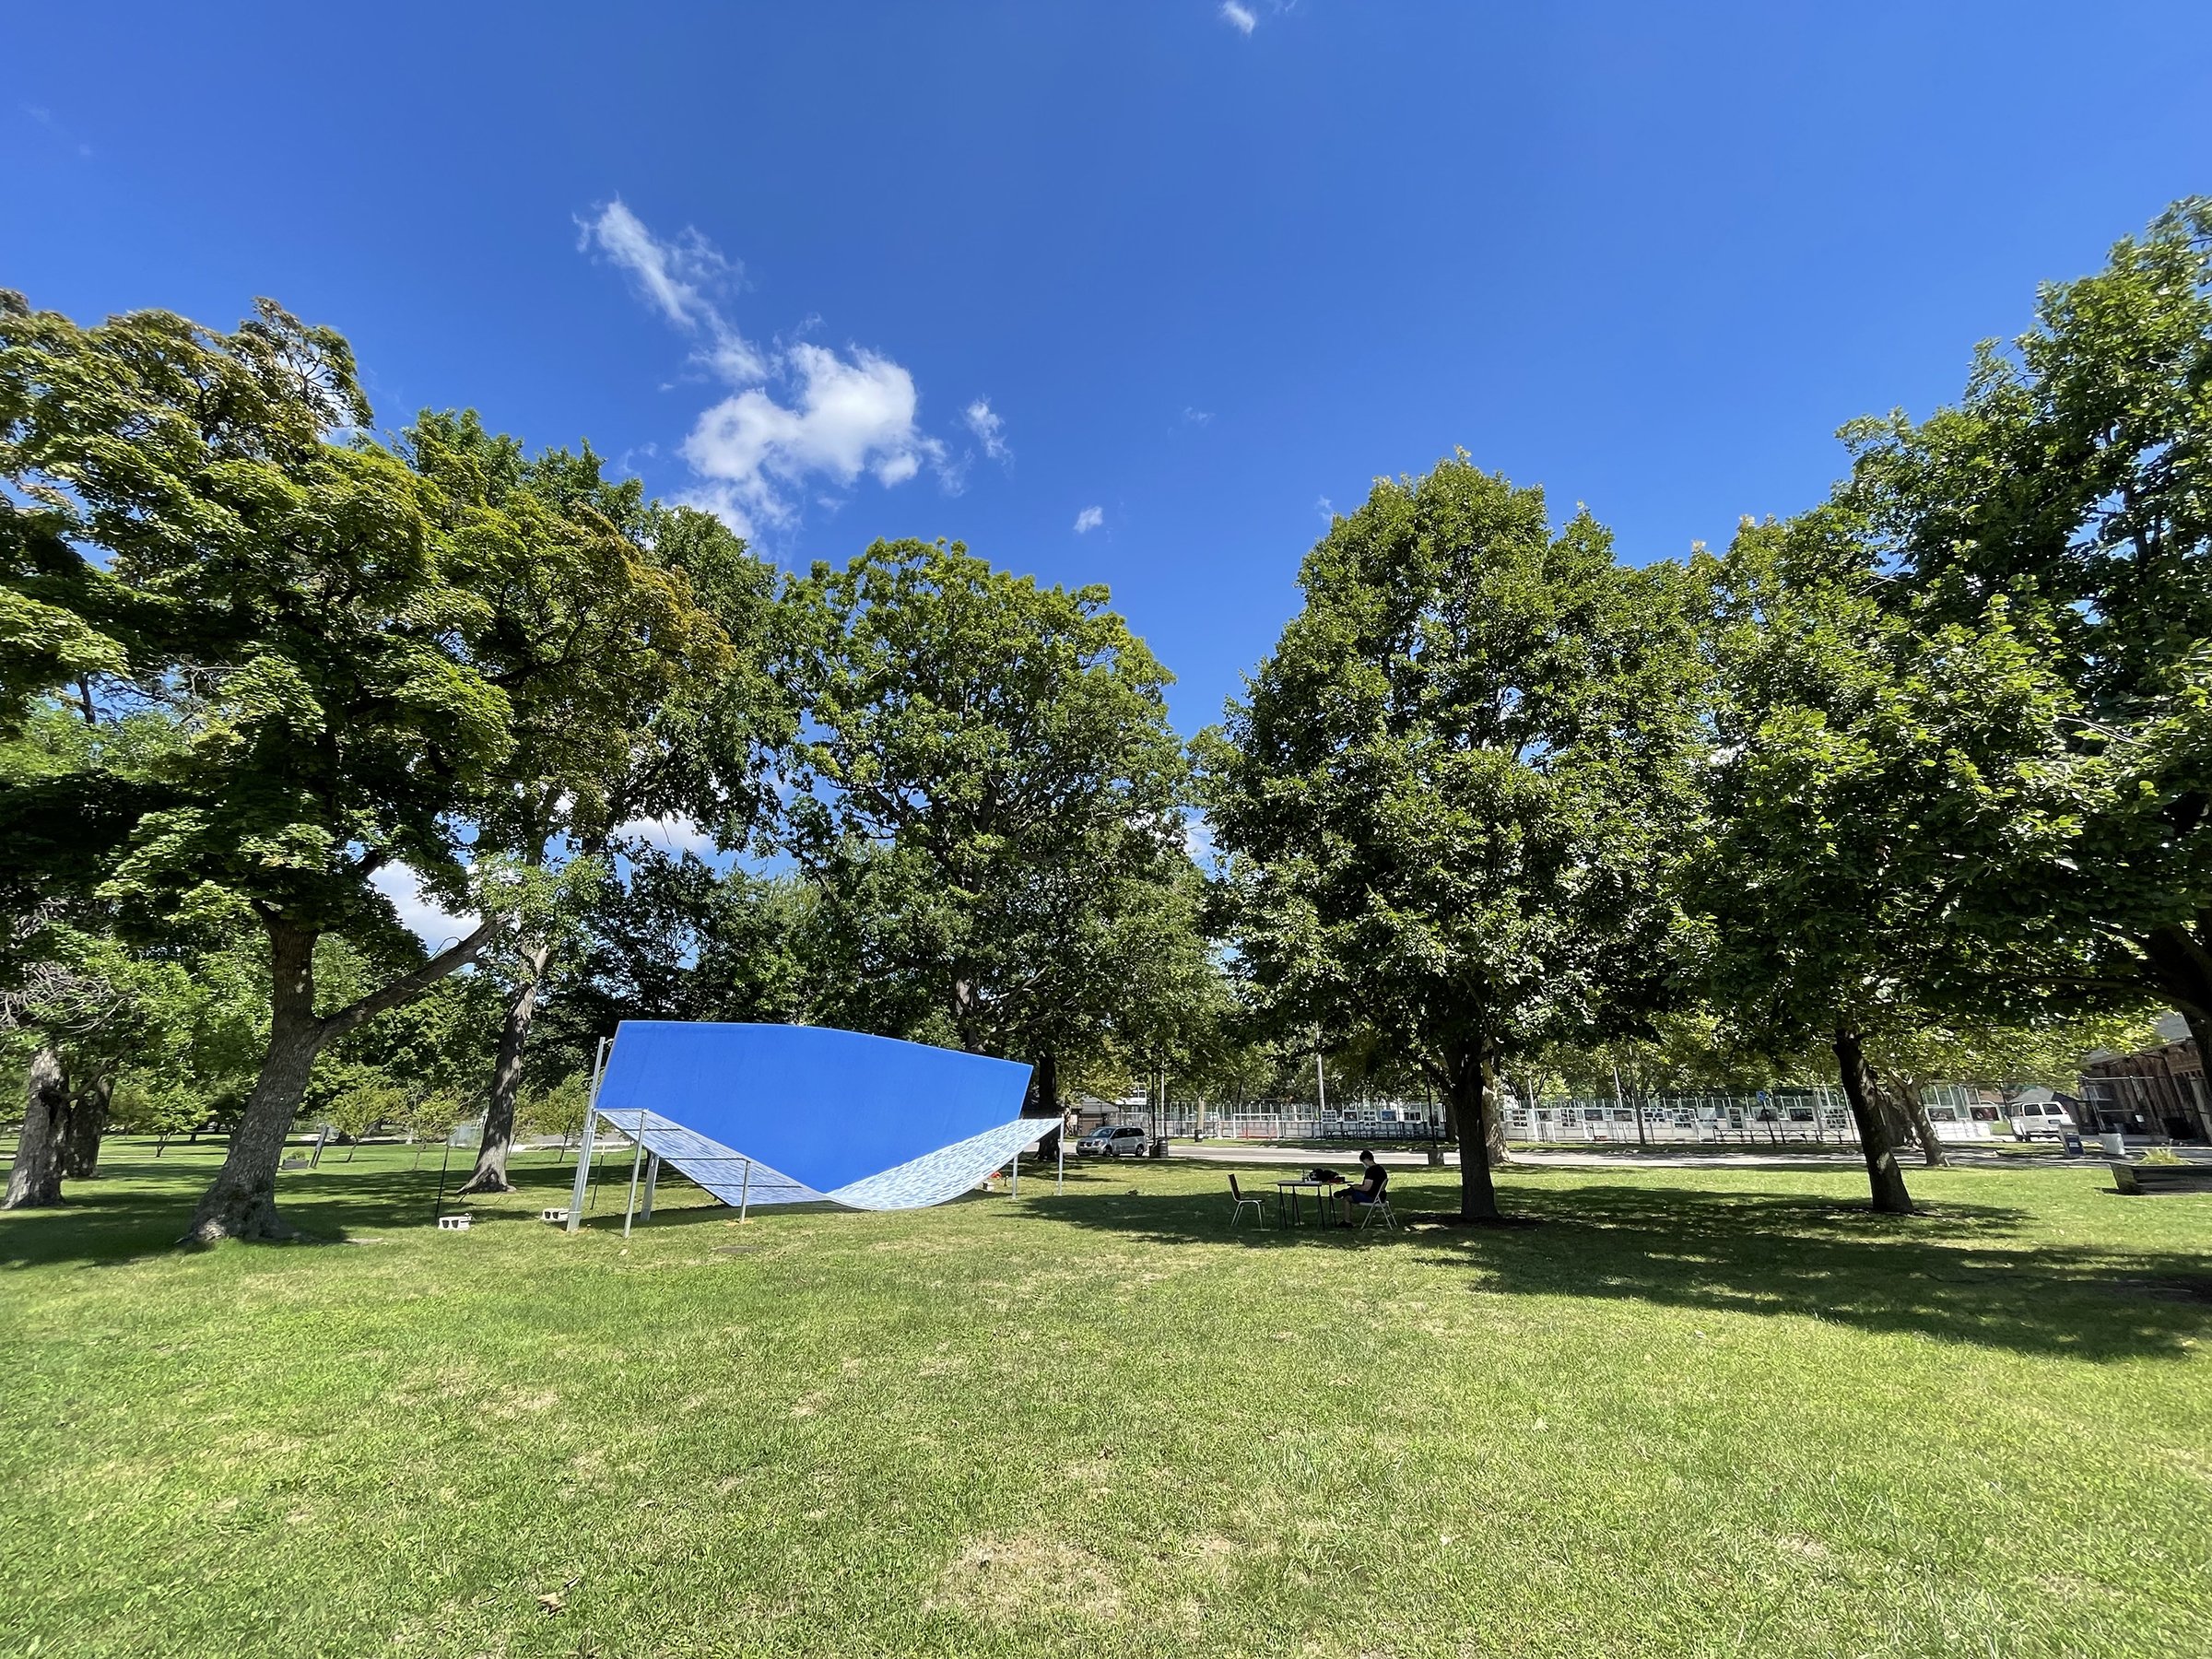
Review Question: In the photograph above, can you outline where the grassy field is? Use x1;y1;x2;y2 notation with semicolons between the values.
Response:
2;1142;2208;1658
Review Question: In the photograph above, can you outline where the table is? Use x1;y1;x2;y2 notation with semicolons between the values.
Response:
1276;1177;1345;1227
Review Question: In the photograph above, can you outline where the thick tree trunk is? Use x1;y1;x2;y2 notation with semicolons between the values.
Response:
1444;1045;1502;1221
2143;922;2212;1028
4;1047;70;1209
2145;925;2212;1122
1833;1028;1914;1215
58;1073;112;1180
180;910;500;1244
460;938;553;1194
182;923;327;1244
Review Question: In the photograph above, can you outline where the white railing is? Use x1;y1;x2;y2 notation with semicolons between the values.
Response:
1145;1088;2006;1146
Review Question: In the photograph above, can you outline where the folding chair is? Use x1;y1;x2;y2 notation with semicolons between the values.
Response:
1355;1186;1397;1233
1228;1171;1269;1229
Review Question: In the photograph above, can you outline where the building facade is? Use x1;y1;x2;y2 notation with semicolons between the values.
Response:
2078;1039;2211;1143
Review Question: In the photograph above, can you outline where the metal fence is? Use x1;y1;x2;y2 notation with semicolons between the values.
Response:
1155;1086;2009;1146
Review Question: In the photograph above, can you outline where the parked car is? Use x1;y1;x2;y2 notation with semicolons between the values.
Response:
2008;1100;2077;1141
1077;1124;1150;1158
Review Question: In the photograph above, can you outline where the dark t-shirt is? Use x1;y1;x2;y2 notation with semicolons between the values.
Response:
1362;1161;1388;1194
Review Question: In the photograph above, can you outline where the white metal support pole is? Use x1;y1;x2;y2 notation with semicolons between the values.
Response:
1315;1051;1327;1123
1057;1124;1065;1194
1010;1148;1018;1199
565;1034;612;1233
620;1121;645;1241
738;1157;753;1224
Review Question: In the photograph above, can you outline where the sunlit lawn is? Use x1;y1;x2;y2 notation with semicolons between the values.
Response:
2;1140;2207;1658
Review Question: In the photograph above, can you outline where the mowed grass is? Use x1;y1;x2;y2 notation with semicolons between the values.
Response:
2;1145;2209;1659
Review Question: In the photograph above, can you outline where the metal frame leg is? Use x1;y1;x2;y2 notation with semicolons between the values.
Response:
620;1122;645;1241
564;1107;598;1234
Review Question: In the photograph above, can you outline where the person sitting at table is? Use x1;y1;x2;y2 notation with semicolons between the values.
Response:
1335;1149;1388;1223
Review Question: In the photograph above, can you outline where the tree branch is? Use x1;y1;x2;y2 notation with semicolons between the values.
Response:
322;912;504;1041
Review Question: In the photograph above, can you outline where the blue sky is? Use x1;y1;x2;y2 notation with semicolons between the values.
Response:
8;1;2211;746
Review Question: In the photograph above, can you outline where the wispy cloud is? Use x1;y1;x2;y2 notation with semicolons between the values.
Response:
1074;505;1105;535
578;199;733;331
580;200;949;539
1220;2;1258;35
1315;494;1335;522
965;397;1012;464
21;102;93;158
1182;406;1214;426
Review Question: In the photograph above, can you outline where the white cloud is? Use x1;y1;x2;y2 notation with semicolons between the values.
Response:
1182;406;1214;426
577;198;735;332
682;343;946;536
1074;505;1105;534
1315;494;1335;521
965;397;1012;463
1220;1;1257;34
371;864;479;950
616;814;722;859
581;200;953;539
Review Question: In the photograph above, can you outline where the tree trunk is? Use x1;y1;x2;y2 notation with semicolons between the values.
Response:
4;1046;70;1209
182;922;327;1244
2143;921;2212;1035
180;909;500;1244
1485;1077;1513;1168
1444;1045;1502;1221
460;937;553;1194
59;1073;112;1180
1883;1070;1947;1168
1833;1028;1914;1215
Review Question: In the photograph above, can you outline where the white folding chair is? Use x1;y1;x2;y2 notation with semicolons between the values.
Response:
1356;1186;1397;1232
1228;1171;1269;1229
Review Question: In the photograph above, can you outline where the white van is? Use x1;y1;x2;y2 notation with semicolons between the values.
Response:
2007;1100;2077;1141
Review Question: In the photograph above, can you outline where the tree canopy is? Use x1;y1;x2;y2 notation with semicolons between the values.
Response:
1203;456;1705;1218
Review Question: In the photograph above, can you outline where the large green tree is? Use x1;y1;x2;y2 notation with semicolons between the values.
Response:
1695;512;2105;1213
1844;199;2212;1060
780;539;1193;1107
0;294;518;1241
401;412;774;1194
1203;457;1704;1220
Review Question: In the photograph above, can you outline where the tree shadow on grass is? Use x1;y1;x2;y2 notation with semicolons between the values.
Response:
0;1147;1119;1265
0;1147;618;1268
1034;1174;2212;1362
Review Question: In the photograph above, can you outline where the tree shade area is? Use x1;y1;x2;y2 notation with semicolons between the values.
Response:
2;1149;2207;1657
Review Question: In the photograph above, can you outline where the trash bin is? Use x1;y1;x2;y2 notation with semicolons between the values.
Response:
2099;1131;2127;1158
2061;1130;2084;1156
1147;1136;1168;1159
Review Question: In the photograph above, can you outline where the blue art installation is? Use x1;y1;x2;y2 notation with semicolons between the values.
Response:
584;1021;1036;1211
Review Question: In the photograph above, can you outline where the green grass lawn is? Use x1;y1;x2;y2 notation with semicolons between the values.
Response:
3;1143;2208;1658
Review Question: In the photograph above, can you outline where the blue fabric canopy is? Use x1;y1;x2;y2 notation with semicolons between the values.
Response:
590;1021;1035;1210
